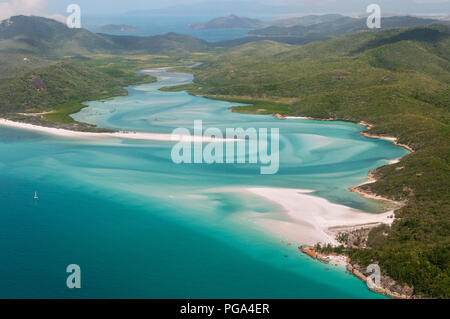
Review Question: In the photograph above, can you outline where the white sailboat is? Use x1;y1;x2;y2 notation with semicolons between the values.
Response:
34;191;39;199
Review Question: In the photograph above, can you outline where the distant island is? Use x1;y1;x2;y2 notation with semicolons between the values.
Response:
187;14;266;30
249;15;438;38
269;14;344;27
186;14;352;31
97;24;137;33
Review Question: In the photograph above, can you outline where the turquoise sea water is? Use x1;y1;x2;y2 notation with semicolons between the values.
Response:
0;68;408;298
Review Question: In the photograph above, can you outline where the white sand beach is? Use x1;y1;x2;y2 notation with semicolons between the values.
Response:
284;116;310;120
0;119;235;143
244;187;394;246
358;123;414;153
388;158;401;164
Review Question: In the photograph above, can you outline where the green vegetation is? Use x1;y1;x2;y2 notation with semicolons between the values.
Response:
0;54;55;79
1;14;448;297
227;99;291;115
269;14;345;28
187;14;266;30
1;62;135;113
0;15;209;57
174;25;450;298
249;16;438;39
215;16;440;47
43;97;110;126
161;83;292;114
0;54;195;130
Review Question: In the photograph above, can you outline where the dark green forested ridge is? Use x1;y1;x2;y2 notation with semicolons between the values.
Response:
269;14;345;28
187;14;266;30
170;25;450;298
249;16;438;38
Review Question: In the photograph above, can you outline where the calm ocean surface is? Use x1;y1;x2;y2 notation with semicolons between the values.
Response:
0;68;408;298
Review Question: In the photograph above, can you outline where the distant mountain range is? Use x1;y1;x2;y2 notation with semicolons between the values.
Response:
125;0;450;16
187;14;266;30
186;14;346;30
97;24;137;33
0;15;445;57
186;14;441;46
269;14;345;28
127;1;288;16
0;15;208;56
213;15;441;47
249;16;439;38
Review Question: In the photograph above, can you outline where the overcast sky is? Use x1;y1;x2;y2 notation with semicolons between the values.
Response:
1;0;449;21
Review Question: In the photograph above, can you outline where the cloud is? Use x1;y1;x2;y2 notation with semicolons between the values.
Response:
0;0;65;22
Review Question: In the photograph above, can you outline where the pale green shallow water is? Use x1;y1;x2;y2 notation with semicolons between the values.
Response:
0;68;408;298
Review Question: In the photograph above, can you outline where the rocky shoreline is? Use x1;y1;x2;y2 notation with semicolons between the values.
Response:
357;121;415;153
299;246;414;299
349;178;405;207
